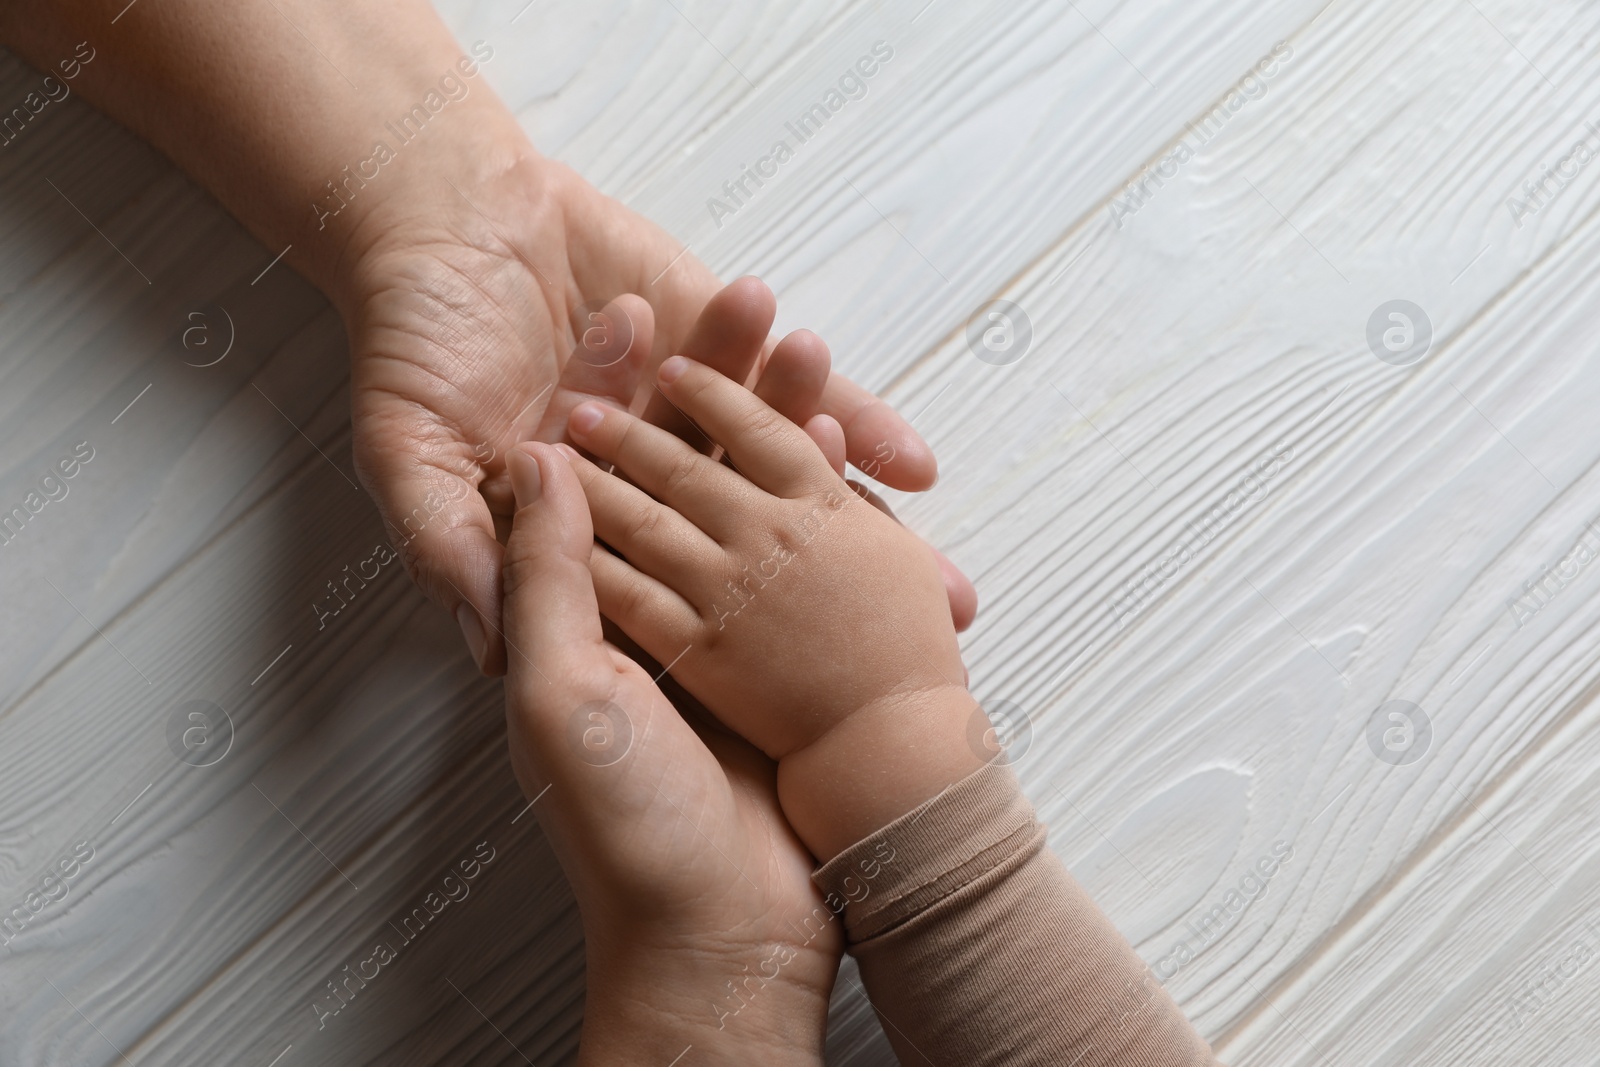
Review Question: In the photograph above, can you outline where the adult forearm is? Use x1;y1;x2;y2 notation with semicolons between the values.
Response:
0;0;525;303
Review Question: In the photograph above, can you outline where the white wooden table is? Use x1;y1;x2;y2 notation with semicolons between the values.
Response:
4;0;1600;1062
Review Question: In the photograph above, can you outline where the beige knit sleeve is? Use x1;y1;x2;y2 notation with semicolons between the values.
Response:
812;761;1222;1066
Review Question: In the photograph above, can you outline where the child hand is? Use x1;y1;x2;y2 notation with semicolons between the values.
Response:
562;357;987;860
500;442;842;1064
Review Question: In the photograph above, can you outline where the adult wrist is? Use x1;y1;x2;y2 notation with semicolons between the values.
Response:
579;930;829;1067
777;685;988;862
294;53;546;315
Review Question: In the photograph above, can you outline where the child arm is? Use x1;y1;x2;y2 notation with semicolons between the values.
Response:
564;360;1223;1065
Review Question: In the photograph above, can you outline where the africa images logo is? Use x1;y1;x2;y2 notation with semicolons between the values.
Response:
1108;42;1294;228
706;41;895;229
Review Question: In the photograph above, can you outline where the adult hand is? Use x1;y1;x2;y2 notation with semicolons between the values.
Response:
343;151;966;676
0;0;969;677
500;440;842;1065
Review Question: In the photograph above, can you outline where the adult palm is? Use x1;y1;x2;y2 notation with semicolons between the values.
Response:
340;152;949;675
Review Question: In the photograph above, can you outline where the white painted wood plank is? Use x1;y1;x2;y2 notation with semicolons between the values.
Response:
9;0;1600;1062
835;0;1600;1059
1218;690;1600;1065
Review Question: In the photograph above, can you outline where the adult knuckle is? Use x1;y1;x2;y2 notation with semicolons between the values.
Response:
393;553;430;603
501;549;540;602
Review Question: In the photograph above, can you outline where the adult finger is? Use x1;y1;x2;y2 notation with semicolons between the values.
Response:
352;415;507;676
480;296;657;523
542;294;657;434
501;443;613;711
752;328;830;427
803;414;847;476
641;276;775;447
819;374;939;491
935;548;979;633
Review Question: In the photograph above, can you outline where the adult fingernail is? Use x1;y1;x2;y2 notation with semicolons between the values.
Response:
509;447;542;507
456;603;487;670
659;355;689;383
554;442;582;463
569;402;604;436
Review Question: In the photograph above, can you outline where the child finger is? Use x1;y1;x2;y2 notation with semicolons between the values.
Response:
587;544;703;664
654;356;833;498
569;450;726;590
565;404;760;541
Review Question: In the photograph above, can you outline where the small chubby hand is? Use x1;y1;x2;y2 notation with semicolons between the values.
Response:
562;357;987;860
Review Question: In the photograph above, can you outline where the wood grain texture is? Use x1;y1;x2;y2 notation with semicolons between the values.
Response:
3;0;1600;1063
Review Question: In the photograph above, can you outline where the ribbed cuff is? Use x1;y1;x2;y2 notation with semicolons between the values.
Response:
812;758;1032;943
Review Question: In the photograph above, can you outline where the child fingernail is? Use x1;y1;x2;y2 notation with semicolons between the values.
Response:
659;355;689;383
509;447;542;507
569;402;605;435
